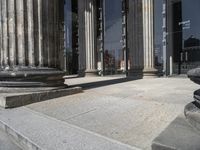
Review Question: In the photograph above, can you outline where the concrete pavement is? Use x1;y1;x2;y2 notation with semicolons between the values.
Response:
0;77;198;150
27;77;198;150
0;128;21;150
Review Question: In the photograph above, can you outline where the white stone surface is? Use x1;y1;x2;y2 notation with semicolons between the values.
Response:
0;107;139;150
0;128;21;150
27;77;199;150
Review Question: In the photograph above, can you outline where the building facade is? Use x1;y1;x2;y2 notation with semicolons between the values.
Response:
65;0;157;78
155;0;200;76
1;0;200;87
64;0;200;77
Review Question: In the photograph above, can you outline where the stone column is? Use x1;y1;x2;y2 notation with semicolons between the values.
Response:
1;0;9;67
127;0;144;78
128;0;157;78
27;0;35;66
16;0;25;66
0;0;65;88
0;0;3;67
84;0;97;76
142;0;157;77
78;0;86;76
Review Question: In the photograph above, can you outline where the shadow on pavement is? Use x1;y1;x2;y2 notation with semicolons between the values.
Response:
68;77;140;90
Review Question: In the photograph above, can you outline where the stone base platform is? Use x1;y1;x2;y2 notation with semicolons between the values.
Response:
0;87;82;108
152;115;200;150
0;107;139;150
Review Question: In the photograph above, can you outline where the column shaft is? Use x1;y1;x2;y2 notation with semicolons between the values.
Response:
0;0;3;66
27;0;35;66
38;0;43;66
16;0;25;66
46;1;50;66
48;0;54;67
78;0;86;76
85;0;97;76
53;0;59;68
128;0;144;77
8;0;16;67
2;0;8;66
142;0;157;77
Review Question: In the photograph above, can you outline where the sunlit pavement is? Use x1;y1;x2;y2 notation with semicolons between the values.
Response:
0;128;21;150
23;77;199;150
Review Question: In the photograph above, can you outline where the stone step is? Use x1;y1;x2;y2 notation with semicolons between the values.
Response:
0;107;140;150
184;101;200;132
0;128;22;150
152;115;200;150
0;87;82;108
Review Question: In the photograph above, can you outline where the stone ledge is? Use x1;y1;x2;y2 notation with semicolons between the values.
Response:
0;108;140;150
0;87;82;108
0;128;22;150
152;115;200;150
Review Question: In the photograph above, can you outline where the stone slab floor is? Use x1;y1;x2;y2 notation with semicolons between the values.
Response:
24;77;198;150
1;77;199;150
0;128;22;150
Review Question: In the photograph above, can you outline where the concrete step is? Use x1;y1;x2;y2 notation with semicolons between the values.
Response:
0;87;82;108
0;107;140;150
0;128;22;150
152;115;200;150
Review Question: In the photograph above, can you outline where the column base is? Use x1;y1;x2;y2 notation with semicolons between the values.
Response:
85;69;98;77
0;67;65;89
78;69;86;77
127;68;158;79
127;68;144;79
0;87;82;108
143;68;158;78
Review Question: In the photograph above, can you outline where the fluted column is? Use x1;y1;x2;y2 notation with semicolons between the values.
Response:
16;0;25;66
128;0;144;78
1;0;9;67
38;0;43;67
127;0;157;78
0;0;65;87
78;0;86;76
0;0;3;67
84;0;97;76
142;0;157;77
27;0;35;66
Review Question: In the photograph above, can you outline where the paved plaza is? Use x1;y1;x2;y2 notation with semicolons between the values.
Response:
0;77;199;150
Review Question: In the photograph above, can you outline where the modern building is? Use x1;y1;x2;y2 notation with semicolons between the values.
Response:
0;0;200;87
155;0;200;76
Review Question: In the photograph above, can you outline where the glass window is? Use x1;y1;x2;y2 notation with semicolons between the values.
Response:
64;0;78;75
154;0;164;74
104;0;124;75
169;0;200;74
